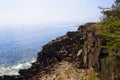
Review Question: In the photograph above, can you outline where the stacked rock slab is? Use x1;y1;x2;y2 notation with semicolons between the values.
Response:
0;23;120;80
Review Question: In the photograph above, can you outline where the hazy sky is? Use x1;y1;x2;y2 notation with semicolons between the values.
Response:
0;0;114;26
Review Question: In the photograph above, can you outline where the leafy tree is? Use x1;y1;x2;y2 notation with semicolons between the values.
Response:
103;0;120;19
99;0;120;57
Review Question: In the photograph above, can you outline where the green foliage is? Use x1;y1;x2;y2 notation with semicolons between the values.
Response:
89;77;98;80
115;0;120;4
103;10;120;19
55;76;63;80
109;52;120;57
98;0;120;58
102;0;120;19
107;38;120;47
101;58;107;63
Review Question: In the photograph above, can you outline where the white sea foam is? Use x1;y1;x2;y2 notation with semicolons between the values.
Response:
0;59;36;76
0;25;78;76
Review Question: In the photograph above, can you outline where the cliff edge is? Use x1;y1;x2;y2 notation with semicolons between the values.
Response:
0;23;120;80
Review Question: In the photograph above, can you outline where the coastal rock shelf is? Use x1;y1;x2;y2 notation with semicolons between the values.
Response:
0;23;120;80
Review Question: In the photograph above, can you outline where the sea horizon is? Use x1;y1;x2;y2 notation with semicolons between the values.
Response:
0;24;78;76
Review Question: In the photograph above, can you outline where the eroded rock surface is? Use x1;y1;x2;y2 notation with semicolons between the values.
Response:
1;23;120;80
19;23;102;80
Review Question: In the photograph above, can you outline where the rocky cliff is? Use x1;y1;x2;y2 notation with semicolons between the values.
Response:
0;23;120;80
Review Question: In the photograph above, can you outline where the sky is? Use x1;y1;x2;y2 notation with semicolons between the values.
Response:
0;0;114;26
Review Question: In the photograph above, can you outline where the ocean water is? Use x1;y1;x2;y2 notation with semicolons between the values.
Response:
0;25;77;76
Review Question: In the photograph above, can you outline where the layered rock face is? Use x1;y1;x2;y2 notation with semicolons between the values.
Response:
0;23;120;80
19;23;103;80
